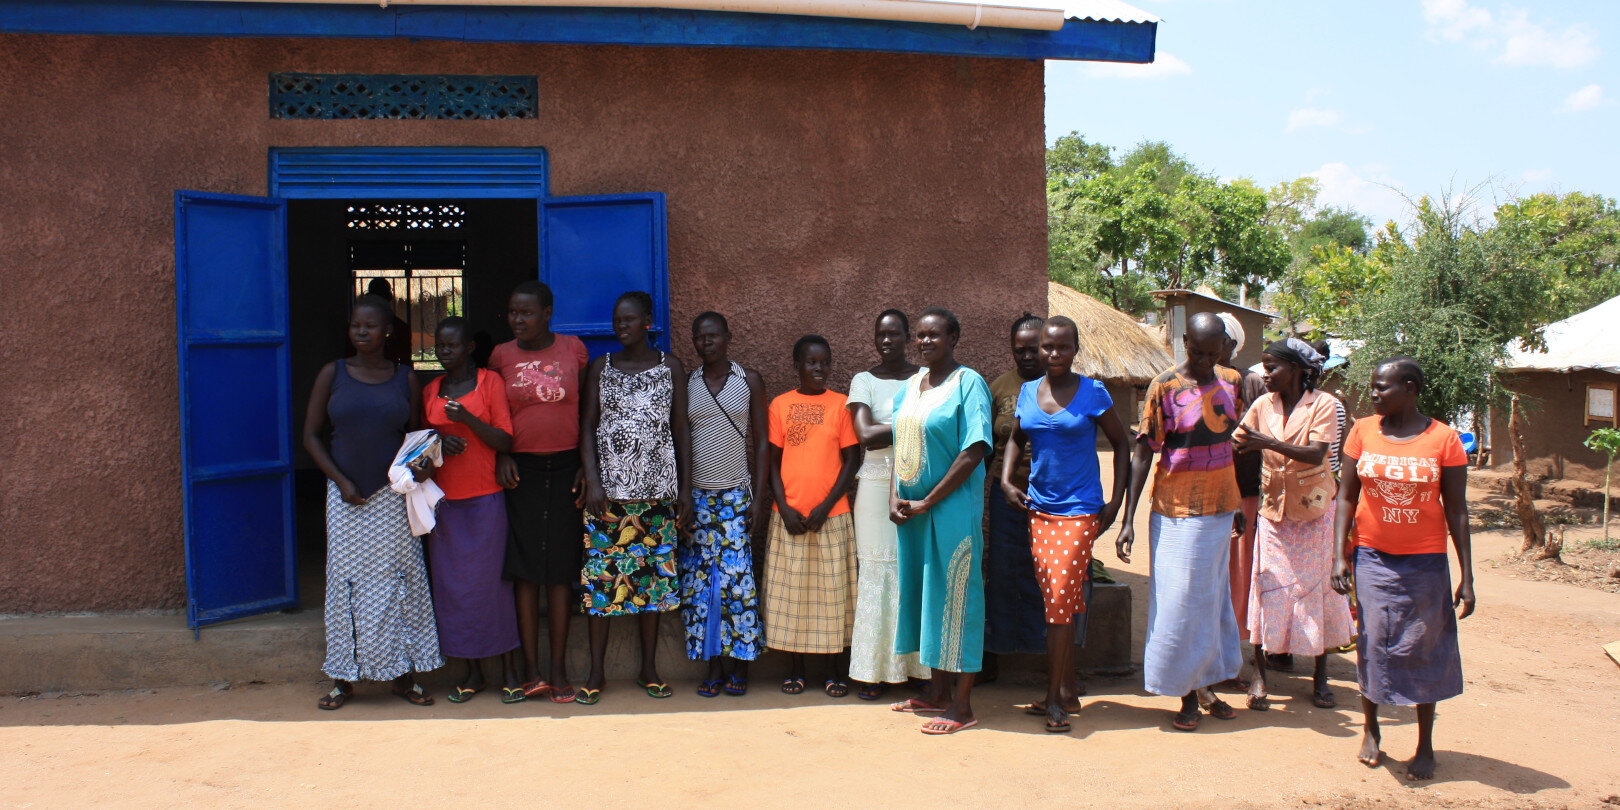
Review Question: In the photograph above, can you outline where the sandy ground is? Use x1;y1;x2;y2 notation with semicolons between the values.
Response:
4;462;1619;808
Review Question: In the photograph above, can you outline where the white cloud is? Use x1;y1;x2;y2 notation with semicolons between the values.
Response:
1421;0;1599;68
1561;84;1604;111
1307;163;1410;227
1082;51;1191;80
1286;107;1343;132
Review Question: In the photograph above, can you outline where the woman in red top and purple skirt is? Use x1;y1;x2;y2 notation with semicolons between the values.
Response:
1333;356;1475;781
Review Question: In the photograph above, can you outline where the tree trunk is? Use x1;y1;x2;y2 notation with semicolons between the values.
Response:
1509;394;1549;556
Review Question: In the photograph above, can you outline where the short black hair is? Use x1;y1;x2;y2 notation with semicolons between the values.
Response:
1045;315;1080;351
366;278;395;300
436;315;469;339
615;290;655;317
1377;355;1425;390
692;310;729;333
511;280;554;309
351;293;392;321
875;308;910;335
1010;311;1044;340
793;334;831;362
919;306;961;338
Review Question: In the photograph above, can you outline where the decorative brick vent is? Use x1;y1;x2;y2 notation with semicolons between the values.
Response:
270;73;537;120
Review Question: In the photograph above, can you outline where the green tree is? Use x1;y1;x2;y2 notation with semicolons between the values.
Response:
1493;191;1620;321
1046;131;1113;180
1585;428;1620;546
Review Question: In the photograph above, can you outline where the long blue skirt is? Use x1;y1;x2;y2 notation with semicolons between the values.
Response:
1354;546;1464;706
1143;511;1242;696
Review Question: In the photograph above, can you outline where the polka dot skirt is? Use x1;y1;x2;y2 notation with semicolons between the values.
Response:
1027;511;1100;625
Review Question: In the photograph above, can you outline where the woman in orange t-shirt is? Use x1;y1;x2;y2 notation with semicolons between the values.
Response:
1332;356;1475;782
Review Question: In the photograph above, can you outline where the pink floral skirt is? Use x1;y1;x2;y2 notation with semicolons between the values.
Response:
1246;501;1353;656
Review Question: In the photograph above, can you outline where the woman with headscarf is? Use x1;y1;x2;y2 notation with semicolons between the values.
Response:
1332;356;1474;781
1233;338;1352;711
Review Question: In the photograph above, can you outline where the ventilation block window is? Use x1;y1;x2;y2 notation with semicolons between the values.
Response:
271;73;537;120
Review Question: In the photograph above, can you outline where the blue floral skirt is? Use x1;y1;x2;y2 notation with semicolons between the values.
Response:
678;486;761;661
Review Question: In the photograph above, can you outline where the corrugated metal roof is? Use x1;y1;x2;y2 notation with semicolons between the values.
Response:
930;0;1159;24
1503;294;1620;374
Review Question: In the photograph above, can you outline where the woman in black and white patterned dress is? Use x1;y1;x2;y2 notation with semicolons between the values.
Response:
577;290;691;703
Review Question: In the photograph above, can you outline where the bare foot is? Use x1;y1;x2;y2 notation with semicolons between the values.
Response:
1357;730;1382;767
1406;748;1436;780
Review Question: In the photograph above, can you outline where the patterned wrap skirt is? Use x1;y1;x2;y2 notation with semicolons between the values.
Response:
1143;511;1242;697
984;492;1047;654
1029;511;1099;625
322;482;443;682
1247;501;1353;656
581;499;680;616
849;475;929;683
763;510;857;654
678;486;761;661
1354;546;1464;706
427;491;520;660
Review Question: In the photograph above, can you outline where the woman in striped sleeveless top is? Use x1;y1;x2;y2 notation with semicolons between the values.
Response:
681;311;769;696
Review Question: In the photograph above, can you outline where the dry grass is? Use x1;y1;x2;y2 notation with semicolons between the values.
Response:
1046;281;1174;385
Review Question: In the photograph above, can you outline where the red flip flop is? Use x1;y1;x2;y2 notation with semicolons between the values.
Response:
890;698;946;715
920;717;979;735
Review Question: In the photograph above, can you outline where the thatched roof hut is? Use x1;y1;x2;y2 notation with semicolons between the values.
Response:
1047;282;1173;385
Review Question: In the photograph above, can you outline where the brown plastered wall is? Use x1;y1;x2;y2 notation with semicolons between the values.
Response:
0;35;1046;611
1489;370;1620;486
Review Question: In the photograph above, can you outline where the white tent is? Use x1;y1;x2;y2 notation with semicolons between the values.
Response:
1503;294;1620;374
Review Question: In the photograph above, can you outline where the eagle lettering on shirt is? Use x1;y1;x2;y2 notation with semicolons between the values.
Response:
1358;451;1439;524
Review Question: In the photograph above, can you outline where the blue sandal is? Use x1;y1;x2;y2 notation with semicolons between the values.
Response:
723;675;749;696
697;679;723;698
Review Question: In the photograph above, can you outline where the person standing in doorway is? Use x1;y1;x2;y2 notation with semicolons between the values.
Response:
1116;312;1249;731
888;307;994;735
1333;356;1474;781
681;311;768;697
304;294;441;709
846;310;928;701
999;316;1130;733
578;290;691;703
366;278;414;368
490;280;589;704
424;317;522;704
764;335;861;698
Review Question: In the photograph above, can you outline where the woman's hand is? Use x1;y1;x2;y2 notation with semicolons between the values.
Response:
896;498;931;519
1115;523;1135;564
1232;426;1271;455
409;458;434;483
888;494;910;526
747;498;769;540
1330;556;1352;595
1454;577;1476;619
999;482;1030;512
780;505;808;536
676;495;695;536
337;478;367;506
440;434;468;456
443;399;474;425
804;503;832;533
583;481;608;518
1096;500;1122;535
496;455;520;489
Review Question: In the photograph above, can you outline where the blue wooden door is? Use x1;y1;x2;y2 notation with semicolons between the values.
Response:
174;191;298;630
540;193;669;358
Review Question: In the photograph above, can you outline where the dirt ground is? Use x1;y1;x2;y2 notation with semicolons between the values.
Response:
3;464;1619;808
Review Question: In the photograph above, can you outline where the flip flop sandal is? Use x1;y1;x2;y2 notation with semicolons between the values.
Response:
823;679;851;699
548;685;577;704
1172;709;1201;731
890;698;946;715
392;683;434;706
856;683;888;701
637;679;673;699
574;687;602;705
1045;706;1072;734
920;718;979;735
697;679;723;698
1205;698;1237;720
1246;693;1272;711
317;686;351;710
723;675;749;697
1312;688;1337;709
520;679;553;699
447;685;483;704
500;687;527;704
781;677;807;695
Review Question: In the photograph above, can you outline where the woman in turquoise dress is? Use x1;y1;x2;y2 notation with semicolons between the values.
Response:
888;307;994;735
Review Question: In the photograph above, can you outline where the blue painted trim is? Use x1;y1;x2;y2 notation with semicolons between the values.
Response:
269;146;548;199
540;192;671;352
0;1;1156;62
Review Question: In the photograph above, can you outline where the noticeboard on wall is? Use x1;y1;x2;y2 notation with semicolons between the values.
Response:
1587;382;1618;427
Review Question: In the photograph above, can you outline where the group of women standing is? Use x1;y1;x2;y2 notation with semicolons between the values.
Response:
303;286;1476;765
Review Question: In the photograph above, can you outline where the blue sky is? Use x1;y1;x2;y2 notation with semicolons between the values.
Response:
1045;0;1618;226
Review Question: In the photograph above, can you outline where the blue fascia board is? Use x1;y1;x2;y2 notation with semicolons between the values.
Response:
0;1;1156;63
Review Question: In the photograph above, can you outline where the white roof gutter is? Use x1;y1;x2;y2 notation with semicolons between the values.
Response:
178;0;1071;31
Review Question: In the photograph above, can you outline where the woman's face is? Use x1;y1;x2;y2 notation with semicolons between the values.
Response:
795;343;831;392
1012;327;1042;378
1039;324;1077;378
874;314;908;363
1368;364;1414;416
434;325;473;372
613;300;652;349
1260;354;1302;395
348;305;389;355
691;317;730;364
507;293;551;343
915;315;957;366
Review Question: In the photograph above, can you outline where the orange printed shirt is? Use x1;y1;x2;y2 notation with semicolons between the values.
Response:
1137;366;1248;518
1344;416;1468;555
769;389;858;516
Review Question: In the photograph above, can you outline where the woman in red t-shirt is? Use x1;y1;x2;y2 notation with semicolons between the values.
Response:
423;317;520;703
1332;356;1475;782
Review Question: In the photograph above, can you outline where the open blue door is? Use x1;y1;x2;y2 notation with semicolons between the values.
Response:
540;193;669;358
174;191;297;631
